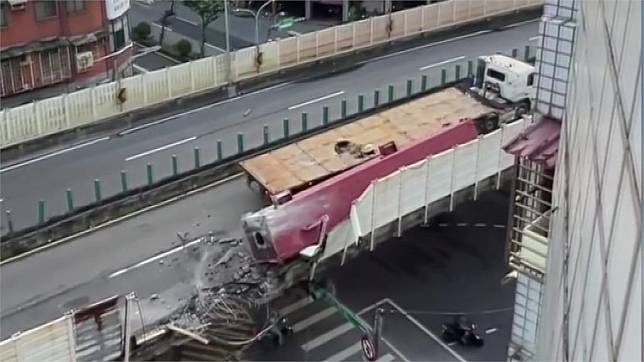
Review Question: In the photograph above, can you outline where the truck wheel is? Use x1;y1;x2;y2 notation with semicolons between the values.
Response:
483;115;498;133
515;100;531;119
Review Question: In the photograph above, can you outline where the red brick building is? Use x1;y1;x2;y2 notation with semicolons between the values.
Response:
0;0;132;98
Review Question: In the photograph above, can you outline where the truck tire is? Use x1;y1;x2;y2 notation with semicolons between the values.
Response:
483;115;499;133
514;100;531;119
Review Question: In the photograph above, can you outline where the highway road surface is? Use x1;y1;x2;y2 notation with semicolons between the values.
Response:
1;171;515;361
0;21;538;232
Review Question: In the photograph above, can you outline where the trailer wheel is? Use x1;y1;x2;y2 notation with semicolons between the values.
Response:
514;100;531;119
483;115;499;133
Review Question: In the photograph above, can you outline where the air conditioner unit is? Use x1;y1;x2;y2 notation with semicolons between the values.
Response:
8;0;27;10
76;51;94;72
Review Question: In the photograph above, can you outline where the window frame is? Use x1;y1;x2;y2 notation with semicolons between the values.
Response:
527;73;536;87
486;68;507;82
65;0;86;13
35;0;58;20
0;3;9;27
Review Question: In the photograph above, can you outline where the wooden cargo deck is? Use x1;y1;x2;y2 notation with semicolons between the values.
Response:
240;87;495;196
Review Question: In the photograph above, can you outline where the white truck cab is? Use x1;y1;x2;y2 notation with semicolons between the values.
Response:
474;54;536;111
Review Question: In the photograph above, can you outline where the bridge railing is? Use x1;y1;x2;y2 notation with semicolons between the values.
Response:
0;0;543;149
319;118;530;263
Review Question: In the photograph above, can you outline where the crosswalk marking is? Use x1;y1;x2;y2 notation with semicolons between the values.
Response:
323;342;362;362
301;322;353;351
292;307;337;332
279;296;313;315
377;353;396;362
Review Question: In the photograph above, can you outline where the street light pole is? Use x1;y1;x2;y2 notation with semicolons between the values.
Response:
255;0;276;45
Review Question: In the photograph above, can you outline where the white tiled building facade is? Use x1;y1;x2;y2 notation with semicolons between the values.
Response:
508;0;642;360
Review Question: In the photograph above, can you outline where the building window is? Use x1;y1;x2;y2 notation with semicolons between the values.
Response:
1;3;8;27
109;15;130;51
35;0;58;20
65;0;85;13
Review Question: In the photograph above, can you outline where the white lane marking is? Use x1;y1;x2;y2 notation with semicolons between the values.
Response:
474;223;487;227
447;341;458;346
288;91;344;111
279;296;313;316
205;43;226;52
176;16;198;26
108;238;204;278
359;30;490;65
456;222;468;227
125;136;196;161
0;137;110;174
438;223;449;227
301;322;353;351
151;23;173;32
528;35;540;42
384;298;467;362
292;307;337;333
504;18;540;28
118;81;293;136
323;342;362;362
0;172;244;266
485;327;498;334
419;56;465;71
493;224;507;228
377;353;396;362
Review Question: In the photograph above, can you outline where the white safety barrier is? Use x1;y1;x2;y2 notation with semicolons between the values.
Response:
0;316;76;362
319;119;530;262
0;296;122;362
0;0;542;148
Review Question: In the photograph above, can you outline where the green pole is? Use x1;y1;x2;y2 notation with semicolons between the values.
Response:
421;75;428;91
5;210;13;233
120;170;128;192
94;179;102;201
455;65;461;80
406;79;413;97
311;286;370;333
341;99;347;118
358;94;364;112
172;154;179;176
374;89;380;107
524;45;530;61
283;118;290;138
217;140;223;160
467;60;473;77
194;147;200;168
388;85;394;102
66;188;74;211
37;200;45;224
441;69;447;85
322;105;329;125
237;133;244;153
512;48;518;58
263;124;270;145
301;112;308;132
146;163;154;185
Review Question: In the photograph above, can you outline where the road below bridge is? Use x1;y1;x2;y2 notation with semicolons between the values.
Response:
0;21;538;232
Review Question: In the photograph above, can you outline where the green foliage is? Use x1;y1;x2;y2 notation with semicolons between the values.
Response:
174;39;193;61
183;0;225;26
183;0;225;56
132;21;152;42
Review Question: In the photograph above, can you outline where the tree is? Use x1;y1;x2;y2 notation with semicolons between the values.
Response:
174;39;193;61
183;0;225;57
132;22;152;43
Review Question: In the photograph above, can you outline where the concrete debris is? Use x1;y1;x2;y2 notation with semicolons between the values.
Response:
159;259;165;265
150;294;160;301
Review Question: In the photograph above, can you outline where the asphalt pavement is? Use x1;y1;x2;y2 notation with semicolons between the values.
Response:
1;175;514;361
0;21;539;233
